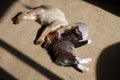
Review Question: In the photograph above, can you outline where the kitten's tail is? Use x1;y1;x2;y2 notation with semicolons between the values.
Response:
23;4;32;10
19;1;35;10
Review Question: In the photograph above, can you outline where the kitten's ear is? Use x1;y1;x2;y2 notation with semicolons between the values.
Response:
74;26;78;30
72;26;80;33
65;25;76;31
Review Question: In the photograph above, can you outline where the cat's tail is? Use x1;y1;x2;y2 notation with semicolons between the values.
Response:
19;1;36;10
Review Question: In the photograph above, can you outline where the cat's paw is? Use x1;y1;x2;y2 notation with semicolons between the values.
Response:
79;58;92;64
88;39;92;44
76;64;89;72
34;38;44;45
76;57;92;64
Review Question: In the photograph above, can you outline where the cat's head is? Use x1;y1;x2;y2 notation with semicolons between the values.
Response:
71;26;83;40
66;22;89;41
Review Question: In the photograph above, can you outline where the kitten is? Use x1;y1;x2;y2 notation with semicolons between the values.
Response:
42;22;92;72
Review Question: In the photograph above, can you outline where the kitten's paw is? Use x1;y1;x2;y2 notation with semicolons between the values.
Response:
34;41;40;45
34;38;44;45
79;58;92;64
75;57;92;64
76;64;89;72
88;39;92;44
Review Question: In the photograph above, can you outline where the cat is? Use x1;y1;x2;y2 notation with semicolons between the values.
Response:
42;22;92;72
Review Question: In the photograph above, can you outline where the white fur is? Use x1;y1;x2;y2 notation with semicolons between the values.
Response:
88;39;92;44
78;39;92;44
75;57;92;72
75;57;92;64
76;64;89;71
24;15;37;20
78;40;86;42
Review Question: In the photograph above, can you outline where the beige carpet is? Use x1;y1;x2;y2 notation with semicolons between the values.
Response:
0;0;120;80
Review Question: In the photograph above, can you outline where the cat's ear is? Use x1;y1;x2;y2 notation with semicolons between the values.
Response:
74;26;79;32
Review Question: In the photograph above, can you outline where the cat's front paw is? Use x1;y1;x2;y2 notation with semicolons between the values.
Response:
88;39;92;44
34;38;44;45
